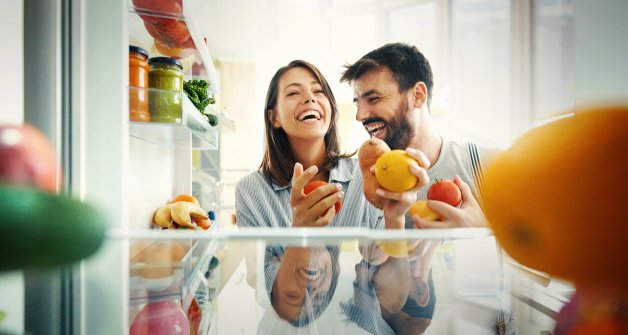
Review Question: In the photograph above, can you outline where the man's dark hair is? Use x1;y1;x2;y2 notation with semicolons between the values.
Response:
340;42;434;107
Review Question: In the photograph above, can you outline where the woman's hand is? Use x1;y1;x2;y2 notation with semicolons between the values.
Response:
290;163;343;227
375;148;430;229
412;176;489;228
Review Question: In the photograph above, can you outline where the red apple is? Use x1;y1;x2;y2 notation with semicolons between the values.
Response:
0;124;61;192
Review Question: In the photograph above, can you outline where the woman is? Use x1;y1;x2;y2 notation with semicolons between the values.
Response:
235;60;383;229
235;60;381;327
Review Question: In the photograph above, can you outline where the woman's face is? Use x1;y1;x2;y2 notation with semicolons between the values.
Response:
272;247;333;322
270;67;332;143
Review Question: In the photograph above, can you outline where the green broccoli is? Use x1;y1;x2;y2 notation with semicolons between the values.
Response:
183;79;215;112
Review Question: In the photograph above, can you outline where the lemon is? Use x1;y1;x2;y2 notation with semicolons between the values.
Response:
374;150;418;192
409;200;440;221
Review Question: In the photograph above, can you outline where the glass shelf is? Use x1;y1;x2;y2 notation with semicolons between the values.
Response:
129;86;219;149
111;226;494;243
128;223;219;304
111;227;569;335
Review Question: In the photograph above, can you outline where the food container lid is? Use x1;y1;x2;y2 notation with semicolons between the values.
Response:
129;45;149;59
148;57;183;70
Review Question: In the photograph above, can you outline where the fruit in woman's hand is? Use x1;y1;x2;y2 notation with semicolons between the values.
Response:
303;180;342;215
358;138;390;209
0;124;60;192
427;179;462;207
375;150;419;192
409;200;440;221
483;106;628;295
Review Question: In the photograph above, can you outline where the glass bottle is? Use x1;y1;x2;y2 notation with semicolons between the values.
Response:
129;45;150;122
148;57;184;123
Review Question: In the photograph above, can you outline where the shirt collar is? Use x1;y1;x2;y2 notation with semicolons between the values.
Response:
270;158;354;191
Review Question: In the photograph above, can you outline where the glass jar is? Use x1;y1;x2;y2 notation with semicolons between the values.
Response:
129;45;150;122
148;57;184;124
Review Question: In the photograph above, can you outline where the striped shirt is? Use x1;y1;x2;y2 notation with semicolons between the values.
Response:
235;157;383;230
235;157;384;305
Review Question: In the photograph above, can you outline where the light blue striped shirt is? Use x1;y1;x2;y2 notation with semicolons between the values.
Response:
235;157;383;230
235;157;384;308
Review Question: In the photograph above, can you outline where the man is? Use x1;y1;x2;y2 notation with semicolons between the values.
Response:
341;42;496;229
341;43;514;335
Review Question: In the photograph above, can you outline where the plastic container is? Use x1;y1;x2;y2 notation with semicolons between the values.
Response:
148;57;184;123
129;46;150;122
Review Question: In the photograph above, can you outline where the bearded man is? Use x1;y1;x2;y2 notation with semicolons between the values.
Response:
341;42;497;229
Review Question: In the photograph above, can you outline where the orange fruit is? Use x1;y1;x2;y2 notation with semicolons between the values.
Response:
169;194;200;207
409;200;440;221
483;106;628;295
374;150;418;192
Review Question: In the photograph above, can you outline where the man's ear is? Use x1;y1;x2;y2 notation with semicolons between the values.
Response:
411;82;428;108
269;109;281;128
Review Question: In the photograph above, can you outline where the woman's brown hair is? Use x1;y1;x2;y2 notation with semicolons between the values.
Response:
260;60;350;186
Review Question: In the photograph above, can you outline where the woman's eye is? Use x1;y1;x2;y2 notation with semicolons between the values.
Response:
286;91;299;97
314;89;324;94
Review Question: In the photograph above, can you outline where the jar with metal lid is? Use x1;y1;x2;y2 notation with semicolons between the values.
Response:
148;57;184;124
129;45;150;122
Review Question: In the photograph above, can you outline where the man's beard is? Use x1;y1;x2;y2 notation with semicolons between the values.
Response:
384;99;415;150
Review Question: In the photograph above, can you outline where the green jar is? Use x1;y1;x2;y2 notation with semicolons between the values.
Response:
148;57;184;123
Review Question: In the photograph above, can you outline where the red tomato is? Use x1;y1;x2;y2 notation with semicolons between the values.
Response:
303;181;342;215
427;179;461;207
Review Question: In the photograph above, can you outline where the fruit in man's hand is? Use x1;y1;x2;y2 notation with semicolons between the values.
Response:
483;105;628;295
427;179;462;207
375;150;419;192
303;180;342;215
0;124;60;192
358;138;390;209
409;200;440;221
0;186;106;271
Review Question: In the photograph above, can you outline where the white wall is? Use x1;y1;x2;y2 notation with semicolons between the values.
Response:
0;0;24;333
0;0;24;124
574;0;628;105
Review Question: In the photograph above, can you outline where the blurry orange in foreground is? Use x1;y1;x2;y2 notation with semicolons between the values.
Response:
483;106;628;296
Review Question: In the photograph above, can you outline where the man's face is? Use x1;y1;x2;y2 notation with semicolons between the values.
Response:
352;67;416;150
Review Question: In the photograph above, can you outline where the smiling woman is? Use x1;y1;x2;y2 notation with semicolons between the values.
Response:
233;60;385;327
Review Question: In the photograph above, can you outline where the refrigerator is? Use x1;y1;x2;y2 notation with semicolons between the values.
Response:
11;0;628;334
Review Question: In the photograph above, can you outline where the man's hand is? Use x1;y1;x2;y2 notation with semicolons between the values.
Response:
374;148;430;229
412;176;488;228
290;163;343;227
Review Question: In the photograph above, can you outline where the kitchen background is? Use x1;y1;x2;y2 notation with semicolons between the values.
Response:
1;0;627;333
